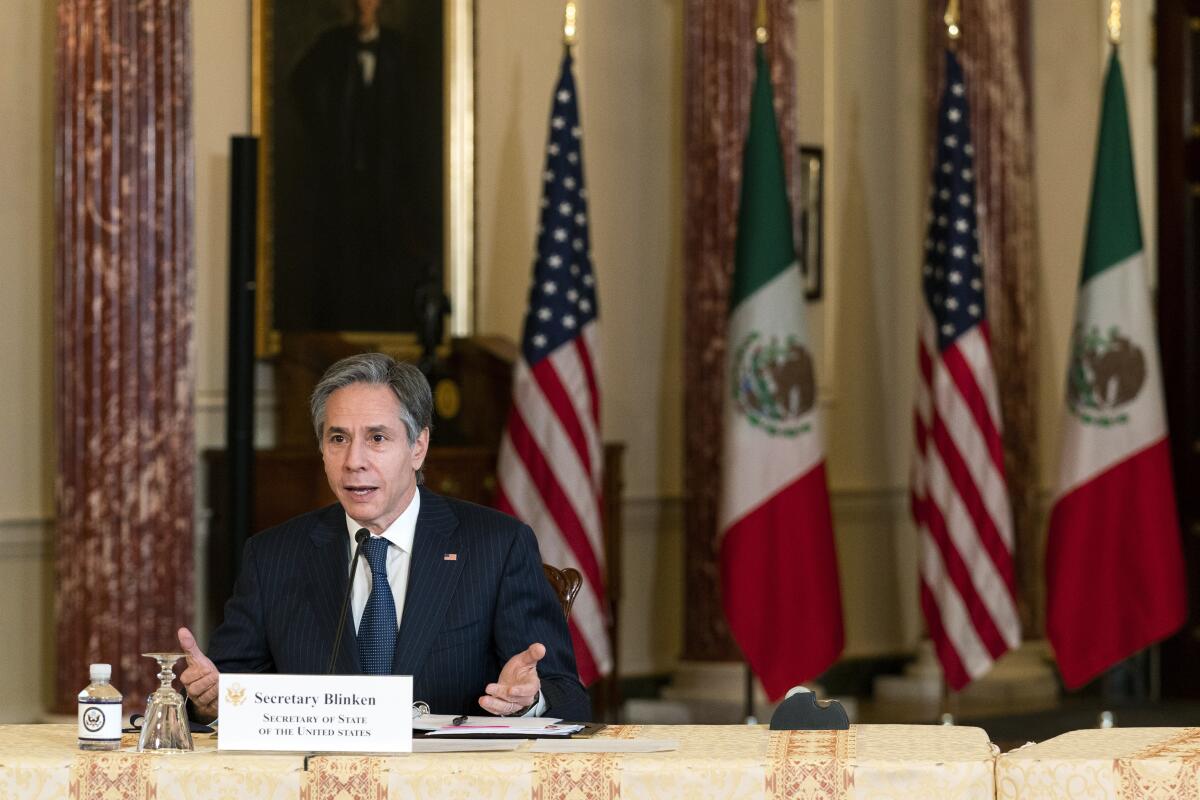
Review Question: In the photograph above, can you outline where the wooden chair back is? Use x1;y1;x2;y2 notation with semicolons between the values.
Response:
541;563;583;619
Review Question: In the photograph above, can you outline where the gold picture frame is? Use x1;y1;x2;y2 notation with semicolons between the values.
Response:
252;0;475;357
798;145;823;301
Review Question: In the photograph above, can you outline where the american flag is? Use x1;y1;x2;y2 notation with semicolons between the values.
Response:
911;50;1020;691
496;49;611;685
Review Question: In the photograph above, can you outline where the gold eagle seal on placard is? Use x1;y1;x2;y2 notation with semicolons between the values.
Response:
224;683;247;707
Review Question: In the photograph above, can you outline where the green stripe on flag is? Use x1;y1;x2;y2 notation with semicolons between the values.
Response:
730;46;797;308
1080;50;1142;284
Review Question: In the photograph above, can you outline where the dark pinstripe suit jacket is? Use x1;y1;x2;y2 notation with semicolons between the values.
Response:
207;487;591;721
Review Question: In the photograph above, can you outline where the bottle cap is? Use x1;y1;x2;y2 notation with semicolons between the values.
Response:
89;663;112;682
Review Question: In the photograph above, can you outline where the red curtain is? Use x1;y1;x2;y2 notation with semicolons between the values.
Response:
55;0;196;712
683;0;799;661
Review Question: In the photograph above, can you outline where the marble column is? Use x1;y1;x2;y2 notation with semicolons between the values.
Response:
54;0;195;713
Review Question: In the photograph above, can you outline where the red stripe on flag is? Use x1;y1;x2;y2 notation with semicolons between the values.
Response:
919;486;1011;660
505;406;604;595
568;618;600;685
942;342;1006;476
920;580;971;690
721;464;843;700
929;412;1017;594
910;486;924;529
914;410;929;458
575;335;600;428
918;338;934;383
1047;439;1186;689
912;414;929;523
530;357;594;479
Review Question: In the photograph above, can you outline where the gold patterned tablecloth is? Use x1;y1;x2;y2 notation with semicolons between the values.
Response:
0;725;306;800
0;723;996;800
304;724;997;800
996;727;1200;800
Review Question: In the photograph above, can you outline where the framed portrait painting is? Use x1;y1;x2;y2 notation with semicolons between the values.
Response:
253;0;475;356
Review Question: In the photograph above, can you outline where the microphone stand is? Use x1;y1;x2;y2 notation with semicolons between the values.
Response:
327;529;370;674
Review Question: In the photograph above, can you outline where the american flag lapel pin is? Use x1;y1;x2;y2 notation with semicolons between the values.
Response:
443;553;457;561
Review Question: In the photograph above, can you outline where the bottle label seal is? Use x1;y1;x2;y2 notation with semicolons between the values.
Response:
78;700;122;741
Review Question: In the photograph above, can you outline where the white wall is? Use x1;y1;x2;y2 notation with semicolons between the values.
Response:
473;0;685;676
815;0;927;656
475;0;684;501
0;0;55;721
0;0;54;525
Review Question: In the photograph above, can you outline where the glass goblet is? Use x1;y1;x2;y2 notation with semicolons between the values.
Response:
137;652;194;753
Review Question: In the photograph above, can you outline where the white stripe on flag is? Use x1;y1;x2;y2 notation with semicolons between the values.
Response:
957;325;1005;432
498;433;612;673
548;321;603;497
923;431;1022;647
512;360;605;559
930;326;1015;551
919;529;994;680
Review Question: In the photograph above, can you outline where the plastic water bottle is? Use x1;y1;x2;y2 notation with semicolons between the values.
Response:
78;663;123;750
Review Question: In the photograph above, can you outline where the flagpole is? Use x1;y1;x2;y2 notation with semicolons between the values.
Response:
744;0;766;725
939;0;961;724
1107;0;1121;47
943;0;961;44
1100;0;1123;724
563;0;578;49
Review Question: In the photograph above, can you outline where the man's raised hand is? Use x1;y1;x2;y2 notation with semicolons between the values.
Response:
177;627;220;720
479;642;544;716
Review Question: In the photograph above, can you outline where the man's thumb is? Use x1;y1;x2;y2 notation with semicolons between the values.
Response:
526;642;546;663
177;627;206;662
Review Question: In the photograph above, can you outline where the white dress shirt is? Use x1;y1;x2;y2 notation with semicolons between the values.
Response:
346;489;419;632
357;25;379;86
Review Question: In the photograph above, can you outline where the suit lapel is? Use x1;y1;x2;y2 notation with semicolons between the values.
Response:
393;488;463;675
307;504;361;674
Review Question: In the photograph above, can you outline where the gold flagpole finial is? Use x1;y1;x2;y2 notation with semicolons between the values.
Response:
944;0;962;42
1107;0;1122;45
563;1;577;47
755;0;768;44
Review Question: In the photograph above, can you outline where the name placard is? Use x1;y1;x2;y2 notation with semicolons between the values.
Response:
217;673;413;752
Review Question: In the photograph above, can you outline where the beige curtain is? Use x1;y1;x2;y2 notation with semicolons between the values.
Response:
55;0;196;711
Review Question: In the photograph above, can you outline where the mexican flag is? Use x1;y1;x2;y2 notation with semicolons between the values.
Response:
718;45;843;701
1045;50;1186;689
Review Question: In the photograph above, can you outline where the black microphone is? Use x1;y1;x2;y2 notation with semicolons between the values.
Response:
327;528;370;675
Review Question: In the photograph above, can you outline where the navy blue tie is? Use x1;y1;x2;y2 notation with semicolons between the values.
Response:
358;536;397;675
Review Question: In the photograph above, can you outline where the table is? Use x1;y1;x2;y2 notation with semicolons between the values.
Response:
0;725;306;800
996;727;1200;799
0;723;997;799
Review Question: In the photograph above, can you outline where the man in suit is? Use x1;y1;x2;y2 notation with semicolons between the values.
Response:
177;353;590;721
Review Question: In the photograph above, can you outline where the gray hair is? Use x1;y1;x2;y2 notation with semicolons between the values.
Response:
310;353;433;477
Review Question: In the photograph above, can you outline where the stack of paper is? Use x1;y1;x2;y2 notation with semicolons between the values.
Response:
414;715;583;736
